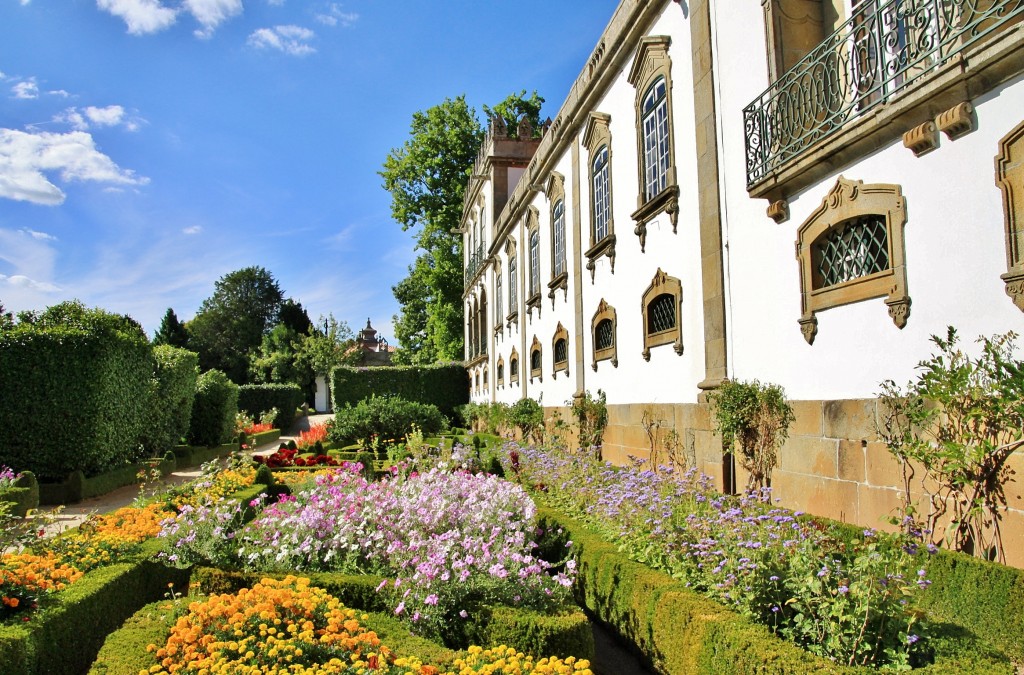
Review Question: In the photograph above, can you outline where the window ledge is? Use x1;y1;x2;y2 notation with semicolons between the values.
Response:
526;293;542;318
505;311;519;330
584;234;617;282
547;272;568;308
748;23;1024;202
466;354;488;368
631;185;680;252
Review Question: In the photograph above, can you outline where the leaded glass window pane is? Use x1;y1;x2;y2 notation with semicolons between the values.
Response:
554;338;568;364
531;349;542;371
553;201;566;277
647;293;676;334
530;230;540;296
495;274;503;320
813;215;890;289
509;256;518;308
642;77;669;200
592;146;610;242
595;319;614;351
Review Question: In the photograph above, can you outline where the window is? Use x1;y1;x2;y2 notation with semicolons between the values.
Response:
495;272;503;329
546;171;569;304
591;299;618;370
796;177;910;344
582;112;615;281
997;119;1024;312
508;254;518;313
510;348;520;384
552;322;569;377
497;357;505;387
529;336;542;382
592;147;610;242
628;36;679;250
553;201;566;277
529;229;541;297
641;268;683;361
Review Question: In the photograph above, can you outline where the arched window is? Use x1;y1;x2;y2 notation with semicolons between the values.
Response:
552;322;569;377
510;348;520;384
529;229;541;297
509;254;518;310
582;112;615;280
495;272;503;326
591;299;618;370
529;336;542;382
497;357;505;386
641;77;670;200
641;268;683;361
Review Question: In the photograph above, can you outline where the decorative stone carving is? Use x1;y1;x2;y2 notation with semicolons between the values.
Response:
491;114;508;139
591;299;618;371
798;315;818;345
517;115;533;140
936;102;974;140
641;268;683;360
996;119;1024;312
903;121;939;156
767;199;789;224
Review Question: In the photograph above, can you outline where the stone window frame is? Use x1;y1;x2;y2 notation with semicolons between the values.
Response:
529;336;543;383
509;347;520;384
591;298;618;371
547;172;569;305
526;207;542;315
583;112;616;282
796;176;910;345
483;367;488;388
996;118;1024;312
496;355;505;388
552;322;570;378
494;269;504;334
641;268;684;361
628;36;680;252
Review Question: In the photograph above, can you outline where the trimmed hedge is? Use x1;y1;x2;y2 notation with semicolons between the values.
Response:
138;345;198;457
187;369;239;447
0;471;39;517
331;363;468;417
329;395;444;450
537;505;1015;674
238;383;303;430
39;456;176;505
0;305;151;480
0;541;190;675
171;442;238;469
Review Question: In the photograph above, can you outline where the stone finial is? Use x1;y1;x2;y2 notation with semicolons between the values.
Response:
491;114;508;138
517;115;533;140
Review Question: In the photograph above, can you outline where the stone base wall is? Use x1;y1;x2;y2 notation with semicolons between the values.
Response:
544;398;1024;568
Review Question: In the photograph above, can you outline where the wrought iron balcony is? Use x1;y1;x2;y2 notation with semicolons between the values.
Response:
744;0;1024;189
464;245;487;288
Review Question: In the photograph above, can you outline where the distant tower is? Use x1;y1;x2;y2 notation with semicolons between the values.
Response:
360;318;379;352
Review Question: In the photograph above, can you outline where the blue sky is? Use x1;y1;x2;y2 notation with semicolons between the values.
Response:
0;0;618;340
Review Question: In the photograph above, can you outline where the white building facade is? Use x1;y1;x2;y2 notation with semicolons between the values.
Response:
461;0;1024;564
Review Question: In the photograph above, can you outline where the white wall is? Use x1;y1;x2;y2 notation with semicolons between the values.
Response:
713;0;1024;401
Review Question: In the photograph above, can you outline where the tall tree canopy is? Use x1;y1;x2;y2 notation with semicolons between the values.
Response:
153;307;189;348
187;266;284;383
382;91;544;365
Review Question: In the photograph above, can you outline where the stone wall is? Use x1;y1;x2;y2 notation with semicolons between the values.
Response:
550;399;1024;568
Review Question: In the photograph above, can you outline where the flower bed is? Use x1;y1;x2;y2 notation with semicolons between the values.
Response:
506;443;1017;670
160;463;576;643
254;446;344;468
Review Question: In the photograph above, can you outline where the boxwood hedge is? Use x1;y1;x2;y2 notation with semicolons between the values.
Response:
331;363;468;417
138;346;198;457
238;383;303;430
187;369;239;447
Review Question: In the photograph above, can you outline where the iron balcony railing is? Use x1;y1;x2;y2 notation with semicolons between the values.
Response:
744;0;1024;188
464;245;487;288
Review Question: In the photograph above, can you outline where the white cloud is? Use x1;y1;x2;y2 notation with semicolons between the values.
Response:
48;89;72;98
183;225;202;235
183;0;243;38
23;229;57;241
248;25;316;56
0;128;149;205
12;79;39;100
54;105;143;132
316;3;358;27
96;0;178;35
0;274;61;293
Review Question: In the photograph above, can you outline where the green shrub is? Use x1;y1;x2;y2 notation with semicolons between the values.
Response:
331;363;468;417
0;471;38;517
507;398;544;442
187;370;240;447
329;395;444;449
138;346;199;457
0;301;151;480
237;384;303;430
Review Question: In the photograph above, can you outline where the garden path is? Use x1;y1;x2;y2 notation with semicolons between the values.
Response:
39;413;332;536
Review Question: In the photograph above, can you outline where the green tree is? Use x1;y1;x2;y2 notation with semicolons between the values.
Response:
382;91;544;364
483;89;545;138
278;298;313;335
0;301;13;331
187;266;284;384
295;314;359;378
249;323;308;387
153;307;190;348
